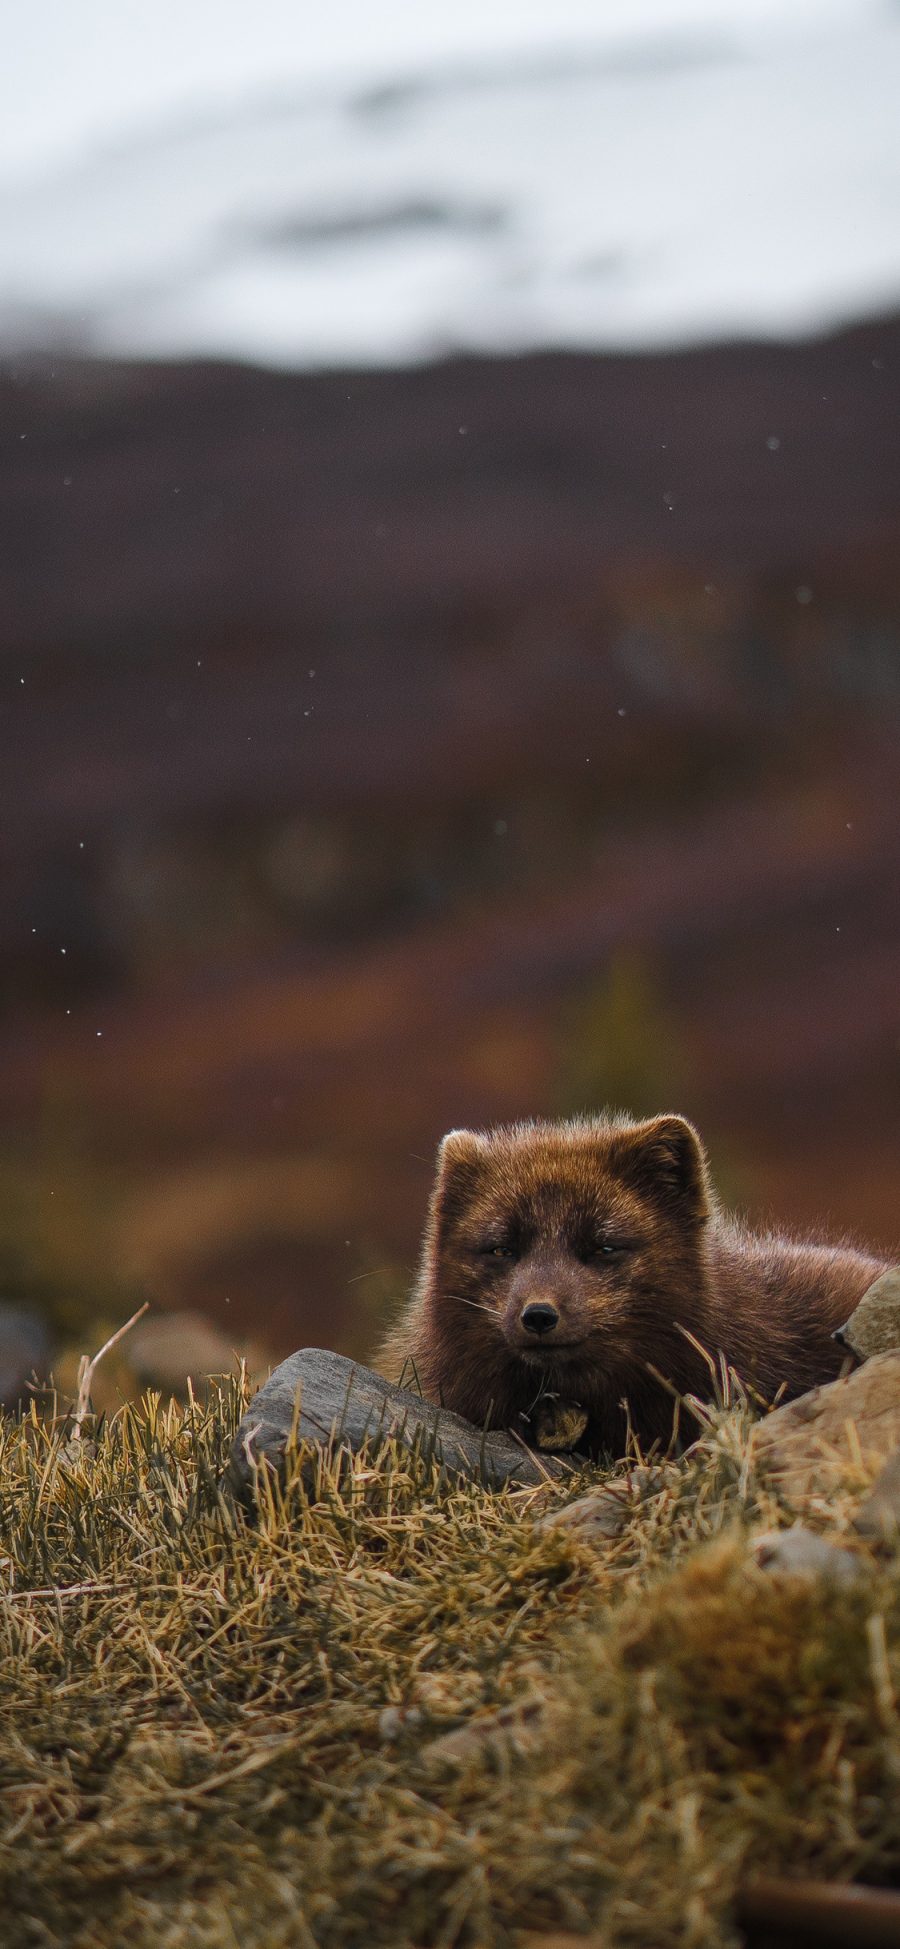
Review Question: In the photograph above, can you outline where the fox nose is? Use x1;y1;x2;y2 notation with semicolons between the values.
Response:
521;1302;560;1338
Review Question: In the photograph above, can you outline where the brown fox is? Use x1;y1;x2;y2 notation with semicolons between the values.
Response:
376;1115;889;1458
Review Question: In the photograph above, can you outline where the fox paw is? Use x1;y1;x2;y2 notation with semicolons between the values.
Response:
530;1397;589;1452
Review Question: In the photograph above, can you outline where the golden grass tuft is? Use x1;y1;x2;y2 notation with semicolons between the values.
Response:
2;1382;900;1947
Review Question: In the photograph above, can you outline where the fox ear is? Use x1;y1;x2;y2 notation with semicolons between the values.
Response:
615;1115;711;1223
431;1128;488;1223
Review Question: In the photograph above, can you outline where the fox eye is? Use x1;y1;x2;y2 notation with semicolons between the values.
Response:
478;1241;517;1261
581;1238;629;1261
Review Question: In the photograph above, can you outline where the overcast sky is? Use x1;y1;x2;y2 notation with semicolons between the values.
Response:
2;0;873;178
3;0;896;366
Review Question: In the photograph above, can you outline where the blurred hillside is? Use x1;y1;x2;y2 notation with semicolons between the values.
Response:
1;316;899;1362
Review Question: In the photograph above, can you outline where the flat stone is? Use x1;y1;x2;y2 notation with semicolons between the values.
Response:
834;1267;900;1361
750;1350;900;1500
227;1346;570;1502
752;1524;861;1584
854;1445;900;1540
421;1696;545;1769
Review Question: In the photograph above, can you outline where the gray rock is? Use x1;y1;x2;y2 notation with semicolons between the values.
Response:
750;1350;900;1499
834;1267;900;1361
377;1704;424;1743
854;1446;900;1541
227;1346;570;1502
752;1524;861;1585
127;1309;268;1397
536;1483;631;1540
0;1303;52;1412
535;1463;675;1542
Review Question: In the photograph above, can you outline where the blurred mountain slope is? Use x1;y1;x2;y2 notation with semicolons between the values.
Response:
0;322;898;1350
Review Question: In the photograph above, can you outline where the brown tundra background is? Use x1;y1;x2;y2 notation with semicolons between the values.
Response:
1;318;899;1377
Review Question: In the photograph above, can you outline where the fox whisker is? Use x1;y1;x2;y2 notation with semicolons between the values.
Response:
447;1293;498;1319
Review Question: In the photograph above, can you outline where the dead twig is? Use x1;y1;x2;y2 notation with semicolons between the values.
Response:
736;1875;900;1946
71;1300;150;1440
3;1580;135;1603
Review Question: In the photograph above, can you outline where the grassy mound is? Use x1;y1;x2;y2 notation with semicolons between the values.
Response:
2;1383;900;1947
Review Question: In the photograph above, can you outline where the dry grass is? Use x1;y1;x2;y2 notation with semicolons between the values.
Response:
2;1382;900;1947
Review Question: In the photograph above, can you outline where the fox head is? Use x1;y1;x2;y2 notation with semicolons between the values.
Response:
415;1114;716;1454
